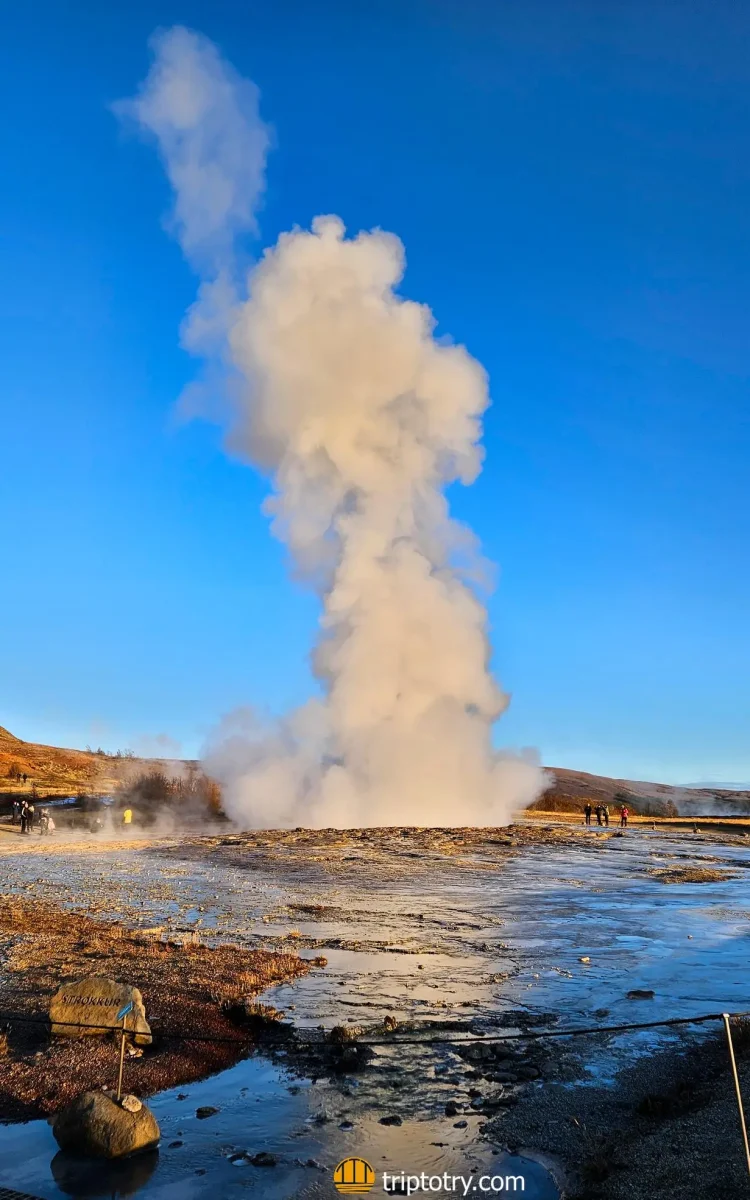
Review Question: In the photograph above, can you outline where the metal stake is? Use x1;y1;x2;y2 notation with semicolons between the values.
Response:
117;1015;127;1101
723;1012;750;1177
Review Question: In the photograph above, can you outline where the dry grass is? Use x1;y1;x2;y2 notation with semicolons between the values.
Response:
0;895;312;1120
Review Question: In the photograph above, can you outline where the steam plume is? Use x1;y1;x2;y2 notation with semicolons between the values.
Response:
122;30;546;827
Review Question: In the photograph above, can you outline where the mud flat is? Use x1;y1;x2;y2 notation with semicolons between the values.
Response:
2;821;750;1198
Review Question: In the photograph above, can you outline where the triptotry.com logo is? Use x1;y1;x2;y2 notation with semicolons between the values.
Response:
333;1158;526;1195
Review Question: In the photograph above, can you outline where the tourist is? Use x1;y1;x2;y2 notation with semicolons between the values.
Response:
620;805;629;828
596;805;603;826
603;805;610;827
122;807;133;827
584;802;592;826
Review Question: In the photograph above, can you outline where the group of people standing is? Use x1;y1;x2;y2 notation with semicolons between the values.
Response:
584;801;629;828
11;798;54;835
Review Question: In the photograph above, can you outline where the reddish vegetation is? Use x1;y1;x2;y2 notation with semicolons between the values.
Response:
0;896;311;1120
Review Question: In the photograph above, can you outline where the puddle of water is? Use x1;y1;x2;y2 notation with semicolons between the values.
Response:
0;1055;559;1198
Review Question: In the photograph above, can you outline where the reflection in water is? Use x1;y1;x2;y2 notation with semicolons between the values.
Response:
0;1056;560;1199
51;1149;159;1197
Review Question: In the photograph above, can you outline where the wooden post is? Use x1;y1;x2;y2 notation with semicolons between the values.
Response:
723;1012;750;1177
117;1015;127;1101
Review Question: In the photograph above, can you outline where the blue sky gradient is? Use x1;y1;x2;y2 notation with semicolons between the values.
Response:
2;1;749;783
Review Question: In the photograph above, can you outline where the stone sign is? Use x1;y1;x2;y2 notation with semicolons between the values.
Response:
49;976;152;1046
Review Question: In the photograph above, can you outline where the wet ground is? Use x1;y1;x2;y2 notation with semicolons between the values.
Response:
1;821;750;1197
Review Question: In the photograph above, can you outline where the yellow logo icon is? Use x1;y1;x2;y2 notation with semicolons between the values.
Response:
333;1156;376;1194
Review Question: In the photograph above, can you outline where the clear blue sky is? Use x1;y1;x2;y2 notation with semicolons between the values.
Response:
2;0;749;784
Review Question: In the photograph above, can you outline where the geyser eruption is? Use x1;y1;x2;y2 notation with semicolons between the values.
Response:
123;27;546;827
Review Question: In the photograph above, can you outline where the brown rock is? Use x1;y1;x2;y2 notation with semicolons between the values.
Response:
52;1090;160;1158
49;976;151;1046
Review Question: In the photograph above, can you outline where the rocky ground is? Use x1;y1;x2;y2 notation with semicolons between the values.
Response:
488;1021;750;1199
2;821;750;1199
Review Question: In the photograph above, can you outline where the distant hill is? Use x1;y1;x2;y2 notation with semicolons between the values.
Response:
535;765;750;817
2;724;749;815
0;725;155;797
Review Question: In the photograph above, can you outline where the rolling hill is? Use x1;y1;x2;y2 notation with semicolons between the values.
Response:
2;723;749;815
0;725;152;797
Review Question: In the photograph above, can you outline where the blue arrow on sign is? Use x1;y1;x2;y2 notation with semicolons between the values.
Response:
116;1000;134;1022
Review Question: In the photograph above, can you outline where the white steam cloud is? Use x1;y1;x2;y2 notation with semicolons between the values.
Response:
116;25;269;266
121;28;546;828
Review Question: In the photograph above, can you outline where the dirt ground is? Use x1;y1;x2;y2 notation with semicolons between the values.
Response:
0;895;314;1120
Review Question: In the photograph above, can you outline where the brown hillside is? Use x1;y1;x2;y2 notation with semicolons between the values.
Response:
0;725;151;797
536;765;750;816
2;725;748;814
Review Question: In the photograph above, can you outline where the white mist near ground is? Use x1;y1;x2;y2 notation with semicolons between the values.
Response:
122;27;547;828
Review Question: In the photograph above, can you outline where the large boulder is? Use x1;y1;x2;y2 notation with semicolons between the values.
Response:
52;1090;160;1158
50;976;152;1046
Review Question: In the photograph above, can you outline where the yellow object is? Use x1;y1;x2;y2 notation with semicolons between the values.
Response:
333;1157;375;1194
122;809;132;825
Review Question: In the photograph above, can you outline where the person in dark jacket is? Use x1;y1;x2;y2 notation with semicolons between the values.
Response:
584;803;592;826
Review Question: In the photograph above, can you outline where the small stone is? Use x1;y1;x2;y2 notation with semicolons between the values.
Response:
627;989;655;1000
578;956;591;964
445;1101;460;1117
453;1119;468;1128
120;1095;142;1113
250;1151;277;1166
168;1140;184;1149
196;1106;220;1119
379;1114;403;1126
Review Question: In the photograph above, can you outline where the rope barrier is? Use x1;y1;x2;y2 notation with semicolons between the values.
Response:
1;1007;748;1047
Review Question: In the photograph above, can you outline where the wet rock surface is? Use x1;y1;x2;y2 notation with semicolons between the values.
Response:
2;821;750;1196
